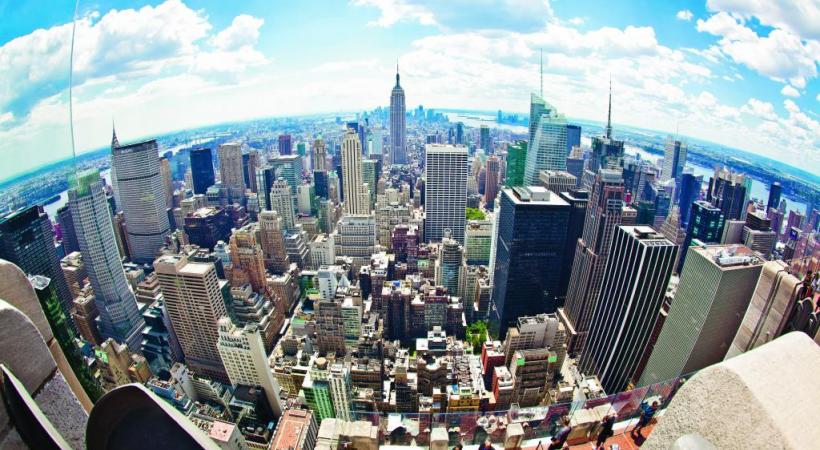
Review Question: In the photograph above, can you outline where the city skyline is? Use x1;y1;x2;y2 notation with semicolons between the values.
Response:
0;0;818;182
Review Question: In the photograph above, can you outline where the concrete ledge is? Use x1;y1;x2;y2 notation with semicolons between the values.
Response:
644;332;820;450
0;300;57;394
0;260;52;341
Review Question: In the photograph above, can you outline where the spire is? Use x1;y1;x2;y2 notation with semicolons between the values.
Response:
605;75;612;139
395;61;400;88
111;119;119;148
540;48;543;97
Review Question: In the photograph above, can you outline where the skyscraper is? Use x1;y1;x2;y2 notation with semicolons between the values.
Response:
479;125;491;152
434;231;464;296
767;181;782;213
279;134;293;155
218;142;246;203
489;186;570;338
390;66;407;165
661;138;688;183
341;129;369;215
242;150;259;193
56;205;79;255
563;169;626;352
425;144;468;243
271;178;296;231
313;137;328;172
68;170;144;351
707;168;746;221
565;124;581;155
190;148;215;195
678;200;725;272
0;206;75;318
217;317;284;417
579;226;677;394
589;83;624;173
677;173;702;229
484;155;500;208
524;95;567;184
111;138;171;264
639;245;762;386
557;190;588;302
154;254;228;381
505;141;527;188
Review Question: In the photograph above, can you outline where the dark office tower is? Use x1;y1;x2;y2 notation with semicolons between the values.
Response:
484;156;500;208
677;173;702;229
0;206;75;318
589;83;624;172
706;168;746;221
190;148;215;195
456;122;464;145
565;146;584;188
579;226;677;394
314;171;328;200
183;207;232;250
56;204;79;255
661;138;687;184
390;66;407;165
767;182;782;213
69;170;145;351
242;150;259;192
489;186;570;339
678;200;725;272
278;134;292;155
112;138;172;264
563;169;625;352
479;125;491;152
566;124;581;155
557;190;588;302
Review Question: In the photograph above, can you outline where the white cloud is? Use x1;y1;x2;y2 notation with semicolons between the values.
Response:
349;0;437;27
707;0;820;40
696;12;819;87
781;85;800;97
211;15;265;51
0;0;266;124
568;17;585;25
741;98;775;118
676;9;694;21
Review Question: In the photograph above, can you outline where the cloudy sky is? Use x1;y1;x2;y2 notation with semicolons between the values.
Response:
0;0;818;181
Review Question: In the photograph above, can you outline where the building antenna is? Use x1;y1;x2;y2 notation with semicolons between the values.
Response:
540;48;544;97
605;74;612;139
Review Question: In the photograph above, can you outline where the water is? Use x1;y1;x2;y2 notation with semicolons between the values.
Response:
447;112;809;215
43;169;111;219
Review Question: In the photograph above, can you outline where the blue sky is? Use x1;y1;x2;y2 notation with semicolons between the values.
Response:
0;0;818;181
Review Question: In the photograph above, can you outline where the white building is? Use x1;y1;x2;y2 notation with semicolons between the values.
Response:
309;234;336;270
271;178;296;231
425;144;468;243
341;129;370;216
216;317;283;417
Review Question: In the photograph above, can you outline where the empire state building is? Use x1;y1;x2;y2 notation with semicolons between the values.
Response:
390;66;407;165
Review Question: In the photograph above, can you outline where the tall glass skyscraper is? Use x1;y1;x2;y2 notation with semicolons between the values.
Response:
111;138;172;264
489;186;570;338
190;147;215;195
0;206;75;318
662;138;688;183
68;170;145;351
504;141;527;188
390;67;407;165
524;95;567;185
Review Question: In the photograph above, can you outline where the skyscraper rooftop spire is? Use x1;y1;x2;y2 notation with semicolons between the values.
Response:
395;61;400;88
605;75;612;139
111;119;119;148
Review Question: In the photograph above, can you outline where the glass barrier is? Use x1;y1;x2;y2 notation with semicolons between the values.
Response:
341;373;696;448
